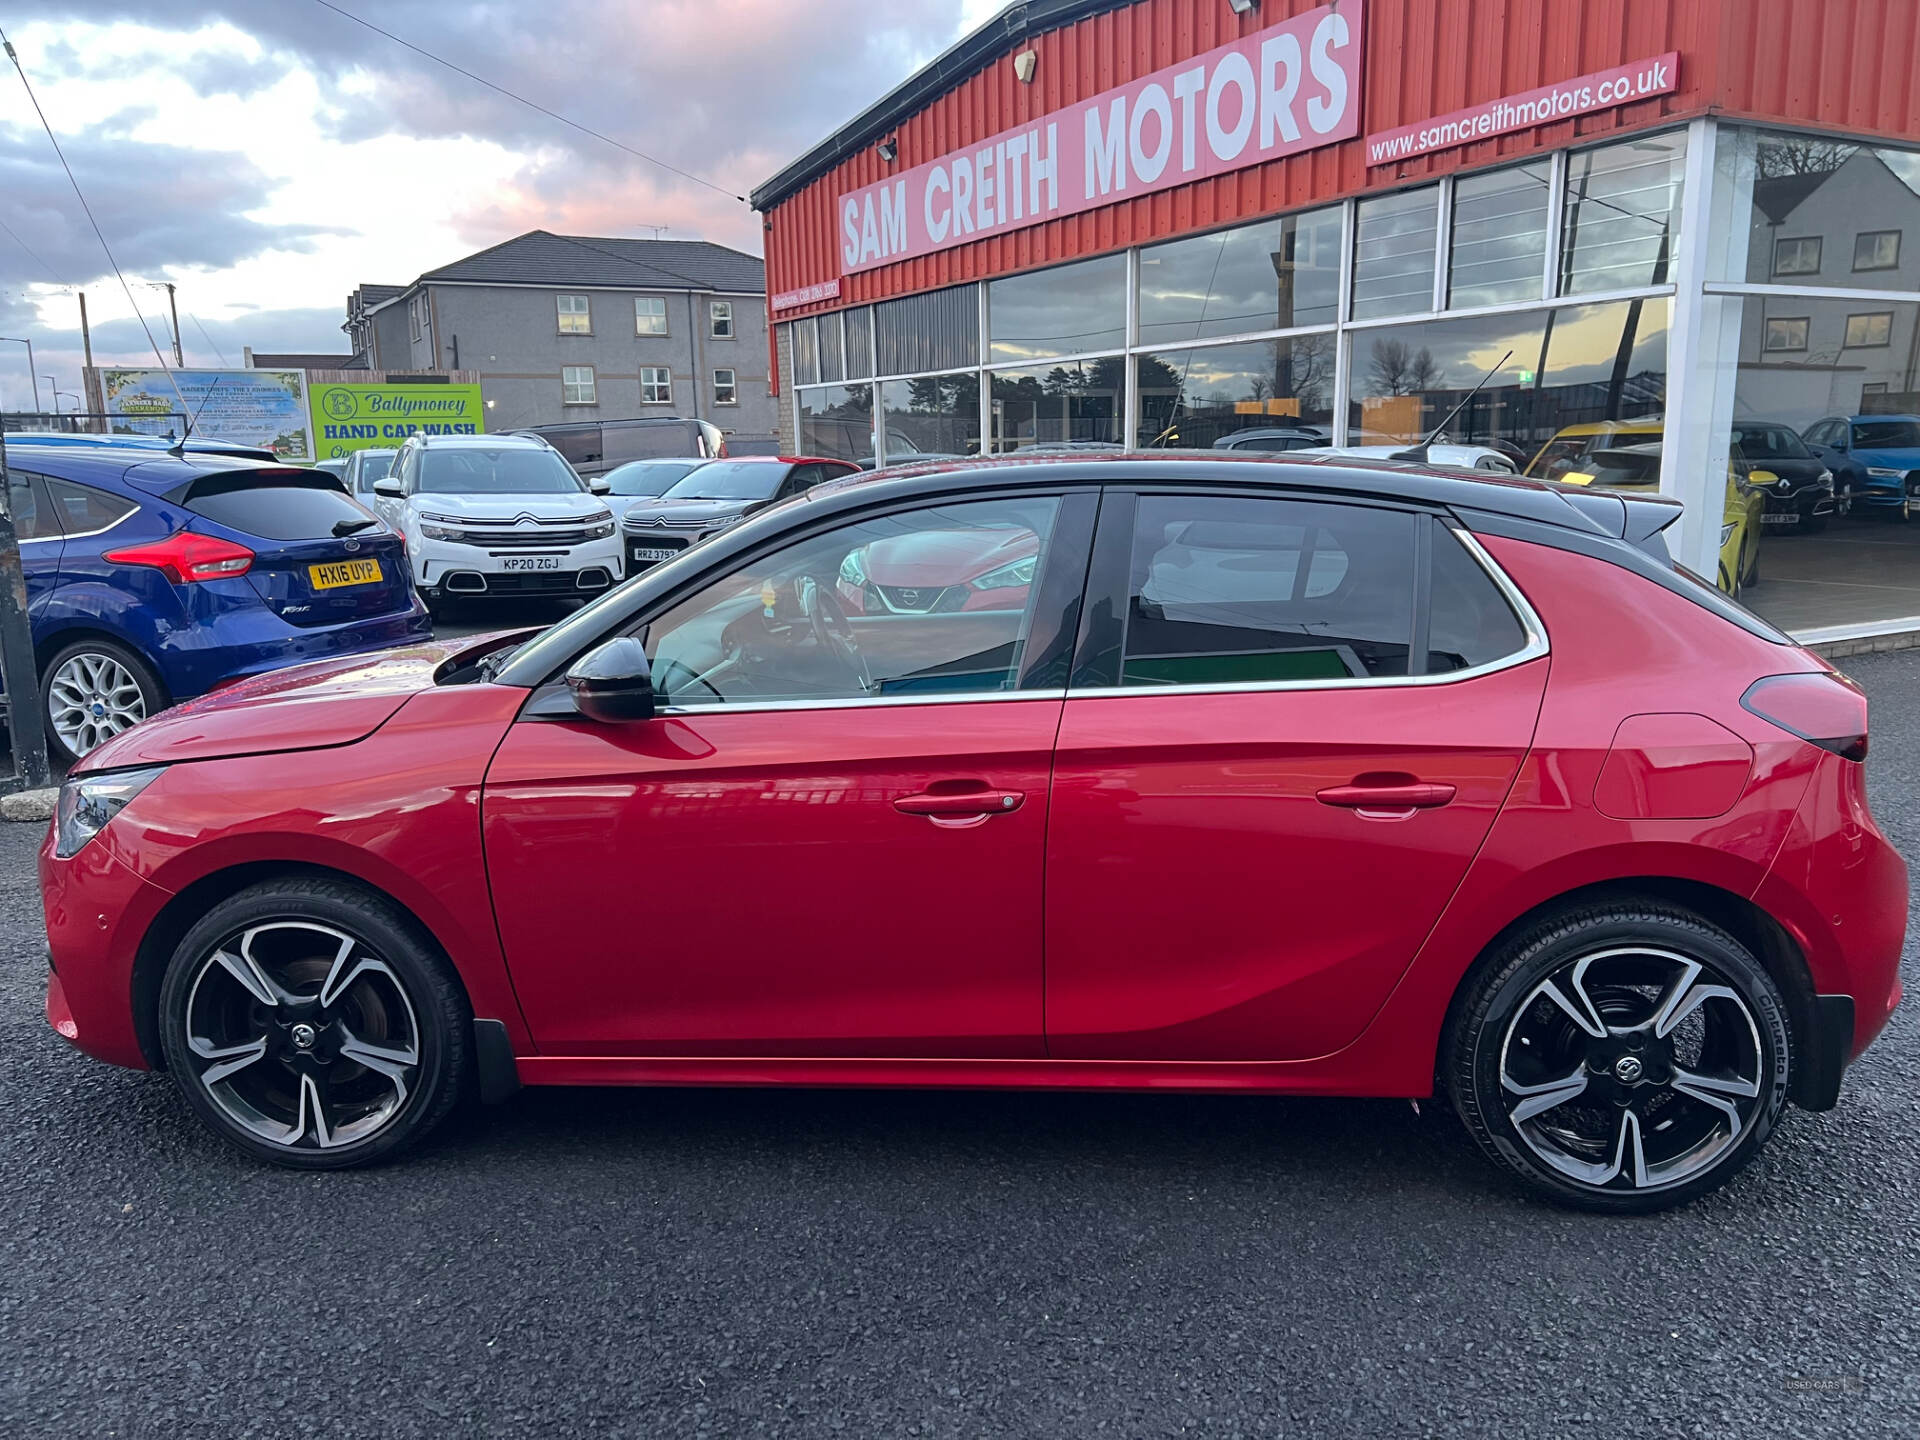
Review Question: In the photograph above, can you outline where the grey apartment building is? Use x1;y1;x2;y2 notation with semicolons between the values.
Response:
344;231;776;445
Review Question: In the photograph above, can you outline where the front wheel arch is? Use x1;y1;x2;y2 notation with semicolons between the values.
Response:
130;861;475;1072
1437;877;1822;1108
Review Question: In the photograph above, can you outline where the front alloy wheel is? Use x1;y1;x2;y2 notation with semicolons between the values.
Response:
159;879;469;1168
1449;903;1792;1211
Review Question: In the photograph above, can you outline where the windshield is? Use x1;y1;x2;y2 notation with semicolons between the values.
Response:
1732;425;1811;460
354;453;395;490
606;459;706;496
1574;448;1663;486
1853;419;1920;449
661;461;787;501
418;447;585;495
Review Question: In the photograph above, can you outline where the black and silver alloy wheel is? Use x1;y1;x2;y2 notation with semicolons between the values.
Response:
1498;947;1765;1192
159;879;469;1168
183;922;421;1151
1449;903;1792;1212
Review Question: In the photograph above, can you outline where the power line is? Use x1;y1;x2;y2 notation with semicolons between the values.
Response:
0;216;66;287
308;0;748;204
0;25;186;413
185;309;229;367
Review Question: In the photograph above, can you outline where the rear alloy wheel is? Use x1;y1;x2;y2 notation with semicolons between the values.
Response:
158;879;469;1168
1448;904;1792;1212
42;639;165;763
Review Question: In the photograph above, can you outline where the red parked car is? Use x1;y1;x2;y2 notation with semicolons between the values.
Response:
41;455;1905;1210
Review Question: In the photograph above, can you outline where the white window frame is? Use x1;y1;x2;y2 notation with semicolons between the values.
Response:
712;367;738;405
640;366;673;404
635;296;669;337
562;365;597;405
557;294;592;335
710;300;734;339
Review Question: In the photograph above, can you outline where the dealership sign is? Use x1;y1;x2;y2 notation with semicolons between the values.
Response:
1365;53;1679;165
837;1;1364;275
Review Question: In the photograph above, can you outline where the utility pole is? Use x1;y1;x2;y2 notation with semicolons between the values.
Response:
0;431;50;790
78;292;98;428
0;338;38;411
163;282;184;367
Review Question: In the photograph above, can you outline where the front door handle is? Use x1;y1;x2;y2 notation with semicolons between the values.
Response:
1316;781;1457;810
894;788;1025;819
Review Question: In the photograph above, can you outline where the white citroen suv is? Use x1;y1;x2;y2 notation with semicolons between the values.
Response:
371;434;621;614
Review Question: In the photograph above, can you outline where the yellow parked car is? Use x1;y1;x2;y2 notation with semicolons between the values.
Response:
1527;423;1764;596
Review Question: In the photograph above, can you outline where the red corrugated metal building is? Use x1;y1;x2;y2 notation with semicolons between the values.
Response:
751;0;1920;638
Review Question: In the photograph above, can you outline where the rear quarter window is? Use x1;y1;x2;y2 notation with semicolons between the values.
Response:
46;478;139;534
1426;524;1530;673
184;483;377;541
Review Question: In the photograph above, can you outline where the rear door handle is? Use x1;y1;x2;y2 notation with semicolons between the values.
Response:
894;789;1025;818
1316;781;1457;810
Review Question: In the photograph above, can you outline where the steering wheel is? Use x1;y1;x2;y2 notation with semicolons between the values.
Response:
797;575;873;694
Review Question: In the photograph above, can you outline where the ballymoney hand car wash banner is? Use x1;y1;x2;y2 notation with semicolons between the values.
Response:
309;382;487;459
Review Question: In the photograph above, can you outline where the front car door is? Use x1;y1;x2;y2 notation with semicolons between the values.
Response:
483;487;1095;1057
1045;488;1549;1061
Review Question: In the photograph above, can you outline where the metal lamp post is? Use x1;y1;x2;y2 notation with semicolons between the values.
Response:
0;338;37;413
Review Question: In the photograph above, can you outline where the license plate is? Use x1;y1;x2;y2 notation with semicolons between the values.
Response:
631;547;677;562
501;556;562;571
1760;513;1801;525
309;558;383;589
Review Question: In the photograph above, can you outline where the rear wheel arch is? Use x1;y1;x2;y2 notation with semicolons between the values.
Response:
130;861;476;1071
1437;877;1823;1107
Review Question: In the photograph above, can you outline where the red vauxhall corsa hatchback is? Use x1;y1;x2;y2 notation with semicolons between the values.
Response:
41;455;1906;1211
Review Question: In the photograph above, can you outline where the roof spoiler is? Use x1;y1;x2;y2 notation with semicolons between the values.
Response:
1557;486;1684;563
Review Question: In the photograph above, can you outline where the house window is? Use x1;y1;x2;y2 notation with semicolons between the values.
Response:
562;366;597;405
408;296;422;341
710;300;734;339
1773;237;1823;277
640;366;672;404
1854;230;1901;272
1763;317;1809;352
713;368;737;405
635;297;668;336
1844;312;1894;348
557;294;592;334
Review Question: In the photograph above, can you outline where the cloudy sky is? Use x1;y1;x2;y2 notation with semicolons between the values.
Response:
0;0;1010;410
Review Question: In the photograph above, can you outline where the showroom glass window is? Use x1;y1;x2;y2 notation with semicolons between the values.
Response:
1345;299;1671;457
989;361;1123;453
643;496;1062;705
1351;186;1439;320
1560;132;1686;294
1119;496;1417;683
1134;337;1336;450
1724;131;1920;293
797;385;873;463
1450;163;1553;309
880;374;980;466
989;253;1128;362
818;313;847;384
792;317;821;386
1137;206;1342;344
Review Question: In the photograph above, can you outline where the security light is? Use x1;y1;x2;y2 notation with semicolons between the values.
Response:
877;137;898;163
1227;0;1259;13
1013;49;1038;84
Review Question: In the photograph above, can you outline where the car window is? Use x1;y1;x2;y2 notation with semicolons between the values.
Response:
353;453;395;492
1732;425;1810;461
645;496;1061;706
1121;495;1415;684
417;446;584;495
1426;523;1529;673
183;480;380;542
46;478;139;535
1803;421;1836;447
661;461;788;501
5;472;56;541
605;459;704;496
1527;437;1595;479
1853;419;1920;449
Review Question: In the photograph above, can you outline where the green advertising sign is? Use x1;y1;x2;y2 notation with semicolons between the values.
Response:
309;382;486;459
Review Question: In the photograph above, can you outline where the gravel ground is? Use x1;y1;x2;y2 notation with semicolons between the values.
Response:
1;652;1915;1439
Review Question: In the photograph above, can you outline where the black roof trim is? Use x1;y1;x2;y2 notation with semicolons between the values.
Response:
751;0;1138;211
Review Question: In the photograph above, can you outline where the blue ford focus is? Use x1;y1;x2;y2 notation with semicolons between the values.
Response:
4;443;430;761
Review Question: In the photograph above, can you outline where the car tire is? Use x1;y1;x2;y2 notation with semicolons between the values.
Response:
1444;901;1793;1213
40;637;168;765
157;877;471;1170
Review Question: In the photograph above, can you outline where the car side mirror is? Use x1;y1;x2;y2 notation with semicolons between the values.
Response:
1749;468;1780;487
566;636;656;723
373;477;404;498
588;476;611;495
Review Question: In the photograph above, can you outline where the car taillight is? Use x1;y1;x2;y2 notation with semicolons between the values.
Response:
103;532;255;584
1741;672;1869;761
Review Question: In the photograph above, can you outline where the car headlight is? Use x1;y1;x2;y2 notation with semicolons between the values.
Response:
703;513;746;534
418;521;463;541
1866;467;1903;478
970;557;1038;590
1818;470;1833;488
1720;522;1737;546
54;766;166;859
838;548;868;586
585;520;615;539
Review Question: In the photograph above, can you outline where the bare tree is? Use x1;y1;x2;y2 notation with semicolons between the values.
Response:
1755;137;1855;179
1368;339;1440;396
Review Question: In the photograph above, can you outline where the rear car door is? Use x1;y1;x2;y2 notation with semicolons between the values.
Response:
484;488;1095;1057
1044;488;1549;1061
5;468;66;614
